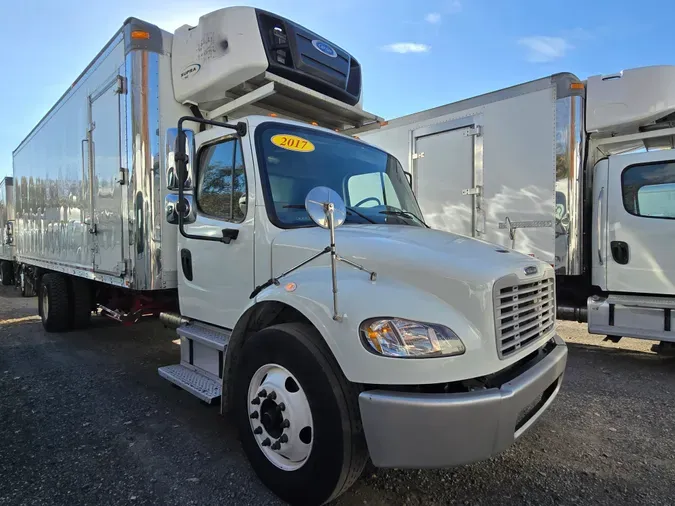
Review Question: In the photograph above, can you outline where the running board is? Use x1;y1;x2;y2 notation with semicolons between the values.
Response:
158;321;231;403
588;295;675;343
158;364;222;403
177;323;230;350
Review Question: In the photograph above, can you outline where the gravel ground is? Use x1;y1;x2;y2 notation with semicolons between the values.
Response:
0;285;673;505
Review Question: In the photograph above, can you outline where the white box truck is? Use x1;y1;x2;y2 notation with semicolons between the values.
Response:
11;7;568;504
360;67;675;353
0;176;15;284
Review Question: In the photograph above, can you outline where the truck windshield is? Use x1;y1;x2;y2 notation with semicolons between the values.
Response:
255;122;424;228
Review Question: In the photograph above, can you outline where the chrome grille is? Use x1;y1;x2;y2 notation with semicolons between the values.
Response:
494;276;555;359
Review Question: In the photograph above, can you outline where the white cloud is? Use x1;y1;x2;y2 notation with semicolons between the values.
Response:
381;42;431;54
518;36;572;63
425;12;442;24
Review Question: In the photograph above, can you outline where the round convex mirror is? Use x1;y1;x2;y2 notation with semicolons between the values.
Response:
304;186;347;229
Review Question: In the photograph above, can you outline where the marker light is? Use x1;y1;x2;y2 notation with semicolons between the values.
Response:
131;30;150;40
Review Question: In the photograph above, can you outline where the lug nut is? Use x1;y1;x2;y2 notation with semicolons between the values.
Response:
258;389;267;398
250;411;259;419
268;391;277;401
279;434;289;443
271;441;281;450
281;419;290;429
261;438;271;447
253;427;263;435
251;397;260;405
277;402;286;412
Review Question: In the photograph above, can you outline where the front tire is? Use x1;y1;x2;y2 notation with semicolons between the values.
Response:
233;323;367;505
39;274;72;332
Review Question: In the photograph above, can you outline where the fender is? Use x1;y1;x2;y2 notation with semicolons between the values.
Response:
221;264;487;412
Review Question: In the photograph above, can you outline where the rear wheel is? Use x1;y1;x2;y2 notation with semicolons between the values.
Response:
233;323;367;505
39;274;72;332
69;277;93;329
0;261;12;286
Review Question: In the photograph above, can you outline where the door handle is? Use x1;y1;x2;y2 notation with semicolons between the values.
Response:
181;248;193;281
610;241;630;265
597;187;604;265
221;228;239;244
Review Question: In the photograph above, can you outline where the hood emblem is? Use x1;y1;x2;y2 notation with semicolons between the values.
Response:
524;265;538;276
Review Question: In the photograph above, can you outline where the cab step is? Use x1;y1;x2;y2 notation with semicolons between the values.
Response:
158;364;222;403
158;321;231;403
177;323;230;350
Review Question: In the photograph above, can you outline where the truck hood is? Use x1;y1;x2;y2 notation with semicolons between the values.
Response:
272;225;543;284
271;225;549;318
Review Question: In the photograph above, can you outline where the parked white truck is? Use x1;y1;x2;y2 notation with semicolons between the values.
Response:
0;176;14;284
11;6;567;504
361;66;675;353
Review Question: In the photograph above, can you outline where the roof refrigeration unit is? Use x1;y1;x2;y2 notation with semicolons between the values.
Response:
171;7;371;130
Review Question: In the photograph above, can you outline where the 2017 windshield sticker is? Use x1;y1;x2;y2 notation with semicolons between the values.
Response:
271;134;315;152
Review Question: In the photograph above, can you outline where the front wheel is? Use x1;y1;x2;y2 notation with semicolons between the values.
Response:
233;323;367;505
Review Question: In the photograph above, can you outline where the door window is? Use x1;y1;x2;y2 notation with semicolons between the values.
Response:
196;138;247;222
622;161;675;219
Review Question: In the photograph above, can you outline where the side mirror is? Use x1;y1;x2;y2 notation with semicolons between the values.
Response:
165;194;196;225
238;195;247;217
305;186;347;229
166;128;194;191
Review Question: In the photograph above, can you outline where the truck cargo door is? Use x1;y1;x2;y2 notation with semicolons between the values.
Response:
412;117;482;238
605;150;675;295
88;76;126;276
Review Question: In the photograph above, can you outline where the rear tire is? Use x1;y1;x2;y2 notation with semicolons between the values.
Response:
0;261;12;286
233;323;367;506
39;274;72;332
69;277;93;329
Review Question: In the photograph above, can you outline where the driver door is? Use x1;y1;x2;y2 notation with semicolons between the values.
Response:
177;129;255;329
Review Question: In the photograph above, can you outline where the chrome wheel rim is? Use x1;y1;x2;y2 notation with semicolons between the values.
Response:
247;363;314;471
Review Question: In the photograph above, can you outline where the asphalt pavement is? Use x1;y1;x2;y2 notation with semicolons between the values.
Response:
1;285;673;505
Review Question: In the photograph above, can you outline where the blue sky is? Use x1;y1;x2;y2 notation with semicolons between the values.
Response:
2;0;674;177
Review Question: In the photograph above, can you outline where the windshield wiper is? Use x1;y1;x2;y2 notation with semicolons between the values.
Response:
379;209;429;227
346;206;376;224
283;204;376;224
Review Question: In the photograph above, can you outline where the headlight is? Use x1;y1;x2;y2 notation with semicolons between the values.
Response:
360;318;465;358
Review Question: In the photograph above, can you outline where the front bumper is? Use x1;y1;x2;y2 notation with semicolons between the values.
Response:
358;335;567;468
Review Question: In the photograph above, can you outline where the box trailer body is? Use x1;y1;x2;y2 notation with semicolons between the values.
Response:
361;74;583;273
361;65;675;347
12;19;182;291
12;7;568;504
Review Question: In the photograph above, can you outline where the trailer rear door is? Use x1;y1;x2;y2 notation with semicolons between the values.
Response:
88;76;126;276
412;116;483;239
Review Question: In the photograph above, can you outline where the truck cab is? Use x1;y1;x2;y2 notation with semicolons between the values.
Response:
586;66;675;346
